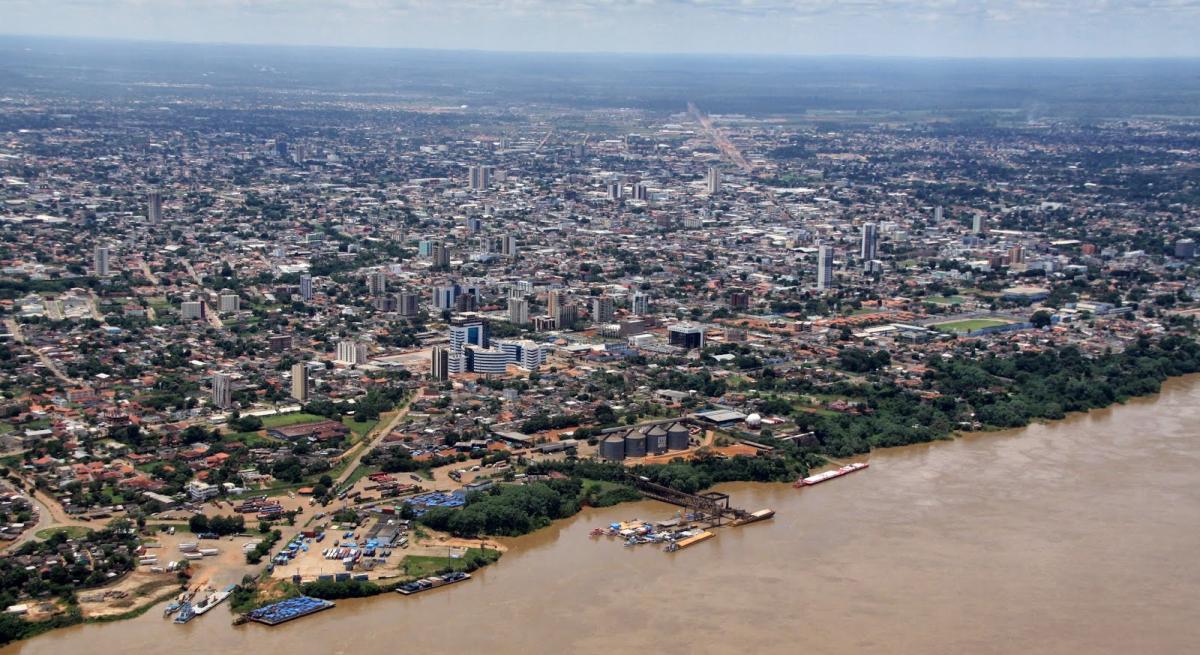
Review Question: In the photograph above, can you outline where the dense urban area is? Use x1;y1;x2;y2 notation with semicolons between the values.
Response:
2;39;1200;645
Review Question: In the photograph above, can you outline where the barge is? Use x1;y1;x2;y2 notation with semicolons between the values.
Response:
794;462;869;488
245;596;335;626
396;572;471;595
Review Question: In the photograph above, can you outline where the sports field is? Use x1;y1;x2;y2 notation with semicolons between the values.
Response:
933;318;1013;333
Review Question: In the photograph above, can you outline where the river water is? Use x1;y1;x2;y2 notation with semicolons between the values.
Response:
7;377;1200;655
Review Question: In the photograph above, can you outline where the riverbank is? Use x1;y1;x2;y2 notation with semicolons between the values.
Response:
4;372;1200;649
5;372;1200;654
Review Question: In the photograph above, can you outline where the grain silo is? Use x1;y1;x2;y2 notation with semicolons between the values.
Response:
667;423;690;451
599;434;626;461
624;429;647;458
647;425;669;454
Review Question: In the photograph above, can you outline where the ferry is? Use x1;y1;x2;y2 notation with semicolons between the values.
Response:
794;462;869;488
173;601;196;624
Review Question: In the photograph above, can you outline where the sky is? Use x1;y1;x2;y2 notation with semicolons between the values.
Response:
3;0;1200;58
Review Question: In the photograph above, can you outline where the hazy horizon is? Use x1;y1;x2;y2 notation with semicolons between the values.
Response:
3;0;1200;59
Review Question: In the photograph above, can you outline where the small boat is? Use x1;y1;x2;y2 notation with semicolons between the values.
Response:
162;601;181;617
589;528;605;537
174;601;196;624
663;542;679;553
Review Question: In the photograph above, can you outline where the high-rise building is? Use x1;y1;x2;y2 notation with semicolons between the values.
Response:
631;292;649;316
290;363;309;403
367;271;387;296
555;303;578;330
181;300;205;320
1175;239;1196;259
592;296;615;324
668;324;705;349
727;290;750;310
418;239;435;257
148;190;163;223
93;245;110;277
211;373;232;409
268;334;292;353
466;216;483;233
508;297;530;325
219;294;240;313
500;235;518;257
934;205;944;223
860;223;879;262
398;291;421;318
607;182;624;201
816;245;834;291
433;283;461;311
547;289;566;318
1008;245;1026;265
632;183;649;201
468;165;493;191
299;275;313;301
972;214;987;235
706;166;721;195
450;316;490;351
454;292;479;313
431;346;449;380
431;241;451;269
337;340;367;365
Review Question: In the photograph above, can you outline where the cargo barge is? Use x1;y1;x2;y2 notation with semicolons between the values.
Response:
192;584;237;618
794;462;869;487
663;530;714;552
396;572;471;595
245;596;335;626
731;508;776;526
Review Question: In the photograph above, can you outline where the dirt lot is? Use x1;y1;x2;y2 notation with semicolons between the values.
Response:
268;521;504;584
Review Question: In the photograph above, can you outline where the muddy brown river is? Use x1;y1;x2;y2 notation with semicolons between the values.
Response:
7;376;1200;655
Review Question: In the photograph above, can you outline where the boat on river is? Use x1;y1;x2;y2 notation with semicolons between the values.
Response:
794;463;869;487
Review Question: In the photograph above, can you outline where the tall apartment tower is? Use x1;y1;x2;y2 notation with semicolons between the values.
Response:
607;182;624;200
211;373;232;409
816;245;834;291
592;296;615;324
972;214;987;235
631;292;649;316
290;363;309;403
508;297;530;325
148;190;163;224
500;235;518;258
706;166;721;195
934;205;944;223
468;165;492;191
398;291;421;318
337;340;367;365
299;275;313;301
860;223;879;261
547;289;566;318
431;346;449;381
431;241;451;269
93;245;110;277
367;271;387;296
632;183;649;201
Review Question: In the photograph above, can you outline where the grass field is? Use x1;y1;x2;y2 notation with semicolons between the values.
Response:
342;417;378;439
35;526;93;540
260;412;327;429
925;295;967;305
933;318;1013;332
401;548;499;578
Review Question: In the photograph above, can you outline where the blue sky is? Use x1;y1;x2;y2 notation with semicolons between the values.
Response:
3;0;1200;57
